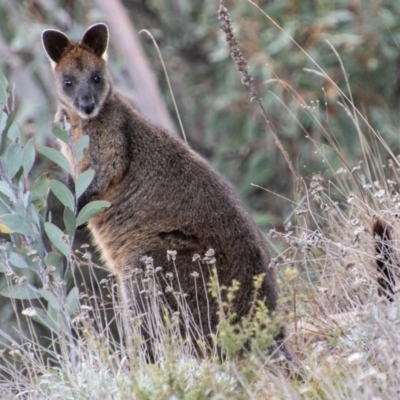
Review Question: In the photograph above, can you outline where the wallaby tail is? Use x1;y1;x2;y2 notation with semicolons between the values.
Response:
373;218;397;301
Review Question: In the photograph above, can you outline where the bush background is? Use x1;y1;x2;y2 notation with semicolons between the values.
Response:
2;0;400;225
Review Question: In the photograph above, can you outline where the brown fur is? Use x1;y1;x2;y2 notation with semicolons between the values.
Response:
373;218;397;301
42;24;289;359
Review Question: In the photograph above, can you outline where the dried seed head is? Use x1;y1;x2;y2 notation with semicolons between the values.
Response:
54;279;65;289
269;258;277;268
192;253;201;262
141;256;154;266
45;266;56;274
17;276;27;285
218;2;257;98
133;268;143;275
61;234;70;245
205;248;215;258
167;250;177;261
204;248;216;265
22;308;37;317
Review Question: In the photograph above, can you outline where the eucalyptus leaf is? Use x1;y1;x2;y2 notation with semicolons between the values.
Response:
52;124;69;144
39;289;62;311
8;122;21;142
9;253;29;269
38;146;71;174
31;173;50;211
1;285;42;300
29;307;59;333
23;139;36;175
48;304;68;331
1;214;33;236
50;180;75;211
0;69;8;106
44;252;64;280
28;204;41;232
0;261;6;273
75;135;89;163
0;111;14;155
44;222;69;256
13;164;24;185
0;181;14;200
23;191;30;208
76;200;110;227
66;287;79;315
76;169;94;198
63;206;76;237
3;142;24;179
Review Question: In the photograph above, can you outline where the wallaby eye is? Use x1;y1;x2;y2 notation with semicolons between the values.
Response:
63;78;72;88
93;75;102;84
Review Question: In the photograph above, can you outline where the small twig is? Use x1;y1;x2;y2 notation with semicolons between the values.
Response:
218;2;306;196
139;29;187;143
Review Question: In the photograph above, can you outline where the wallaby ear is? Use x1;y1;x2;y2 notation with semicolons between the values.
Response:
80;23;109;58
42;29;72;64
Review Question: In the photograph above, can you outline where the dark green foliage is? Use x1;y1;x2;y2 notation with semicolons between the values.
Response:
124;0;400;224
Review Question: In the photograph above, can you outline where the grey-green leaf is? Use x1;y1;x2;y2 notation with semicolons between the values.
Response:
0;111;4;133
44;222;69;256
29;307;59;333
50;180;75;211
23;139;36;175
31;172;50;211
1;214;33;236
9;253;29;269
1;285;42;300
39;289;62;311
3;143;24;179
0;111;14;156
38;146;71;174
76;200;110;227
0;69;8;106
75;169;95;198
75;135;89;163
8;122;21;142
63;206;76;237
52;124;69;144
47;304;68;331
66;287;79;315
44;252;64;280
0;181;14;200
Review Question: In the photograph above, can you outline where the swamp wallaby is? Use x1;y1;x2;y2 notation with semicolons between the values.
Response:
42;23;289;360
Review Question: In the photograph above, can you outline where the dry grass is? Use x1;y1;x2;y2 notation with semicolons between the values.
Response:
1;160;400;399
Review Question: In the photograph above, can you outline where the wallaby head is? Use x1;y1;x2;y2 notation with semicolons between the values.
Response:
42;23;111;119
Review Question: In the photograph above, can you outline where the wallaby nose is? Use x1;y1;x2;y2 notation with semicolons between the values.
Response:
81;102;95;115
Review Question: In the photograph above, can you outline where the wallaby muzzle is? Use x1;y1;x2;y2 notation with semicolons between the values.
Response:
80;101;96;115
78;91;96;115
